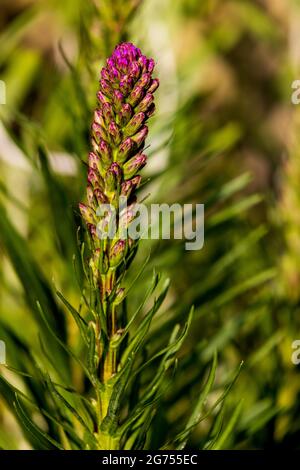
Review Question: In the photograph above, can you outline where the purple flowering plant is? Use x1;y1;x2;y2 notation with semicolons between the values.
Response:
0;41;227;452
76;43;180;449
79;42;159;395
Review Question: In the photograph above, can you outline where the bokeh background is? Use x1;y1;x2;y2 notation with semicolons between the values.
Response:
0;0;300;449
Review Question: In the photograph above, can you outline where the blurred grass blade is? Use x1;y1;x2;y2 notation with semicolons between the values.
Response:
176;352;217;449
210;401;243;450
38;146;78;261
14;395;63;450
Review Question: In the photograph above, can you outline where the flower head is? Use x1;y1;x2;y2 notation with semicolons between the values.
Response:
79;42;158;270
102;43;155;84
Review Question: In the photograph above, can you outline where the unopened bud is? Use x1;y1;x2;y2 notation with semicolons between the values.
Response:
147;59;155;73
128;86;144;107
88;152;100;172
87;223;97;239
94;188;107;204
109;240;126;268
102;102;114;126
124;112;145;137
100;68;110;81
108;121;122;145
113;90;124;112
94;109;105;127
87;168;99;187
92;122;107;141
130;62;140;80
120;76;133;96
131;126;148;147
117;138;135;163
146;103;155;118
135;93;154;114
119;204;136;230
114;288;125;305
118;103;132;127
148;78;159;94
79;203;95;224
87;185;95;206
121;175;141;198
137;73;151;89
105;163;122;193
98;140;112;168
123;154;147;179
100;79;114;99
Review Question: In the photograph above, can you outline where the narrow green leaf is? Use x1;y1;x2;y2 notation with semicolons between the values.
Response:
38;145;78;260
120;279;170;368
211;401;243;450
176;351;217;449
13;395;63;450
56;290;89;344
36;301;92;383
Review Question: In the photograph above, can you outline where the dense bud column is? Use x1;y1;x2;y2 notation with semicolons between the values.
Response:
79;43;159;446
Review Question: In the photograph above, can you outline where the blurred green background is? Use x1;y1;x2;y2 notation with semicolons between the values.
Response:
0;0;300;449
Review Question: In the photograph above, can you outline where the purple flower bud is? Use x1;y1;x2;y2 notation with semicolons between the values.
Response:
105;162;122;193
120;76;133;95
98;139;112;168
79;203;95;224
137;73;151;89
101;68;110;81
91;138;99;154
131;126;148;147
100;79;114;98
94;109;105;127
88;152;100;172
148;78;159;94
97;91;109;105
94;188;107;204
113;90;124;111
118;103;132;127
110;162;122;178
129;62;140;80
92;122;107;141
123;154;147;179
121;175;141;198
135;93;154;113
119;203;136;229
124;112;145;137
102;102;114;126
106;59;121;81
87;168;99;187
87;185;95;206
96;212;113;239
87;223;97;239
108;121;122;145
138;55;148;71
117;137;135;163
146;103;156;118
147;58;155;73
128;86;144;107
109;240;126;268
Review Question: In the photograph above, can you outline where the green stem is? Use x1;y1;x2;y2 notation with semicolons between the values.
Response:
95;267;120;449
